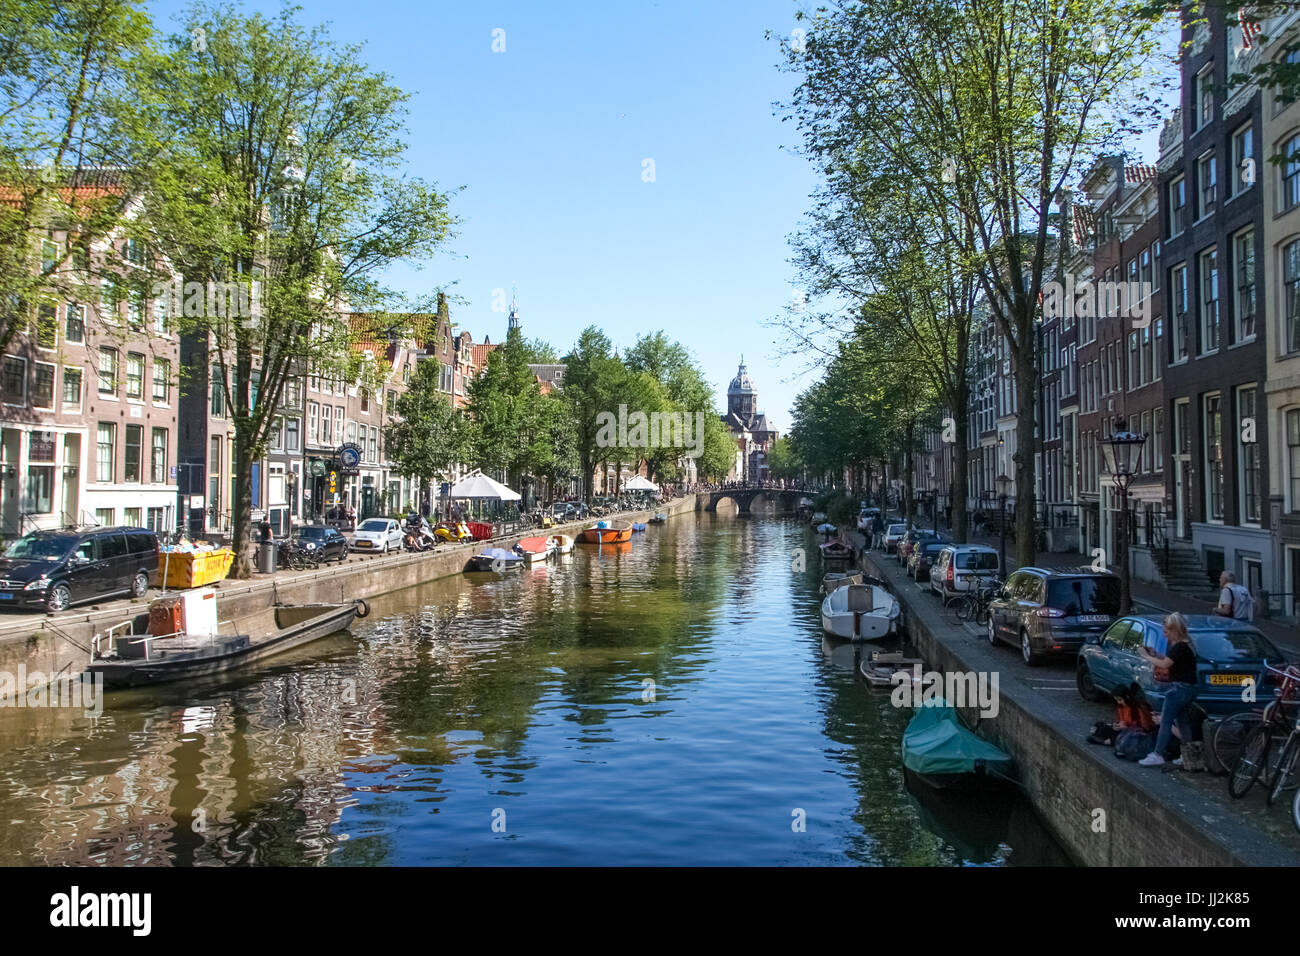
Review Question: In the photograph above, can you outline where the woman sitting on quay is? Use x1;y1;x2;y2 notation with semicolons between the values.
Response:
1136;612;1199;768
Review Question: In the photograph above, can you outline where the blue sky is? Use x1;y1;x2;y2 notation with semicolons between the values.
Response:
150;0;819;432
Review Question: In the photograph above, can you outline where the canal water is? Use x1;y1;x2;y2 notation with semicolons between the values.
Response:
0;512;1070;866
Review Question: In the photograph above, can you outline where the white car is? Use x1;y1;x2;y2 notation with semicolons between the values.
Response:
930;545;1000;599
882;523;907;553
350;517;403;553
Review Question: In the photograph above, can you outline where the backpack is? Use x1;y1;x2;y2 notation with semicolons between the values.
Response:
1114;728;1157;760
1227;584;1255;621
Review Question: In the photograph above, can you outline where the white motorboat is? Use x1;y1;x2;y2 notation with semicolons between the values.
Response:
548;533;574;555
820;582;900;641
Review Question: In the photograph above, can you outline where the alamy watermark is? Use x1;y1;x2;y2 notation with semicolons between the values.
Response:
595;404;707;458
890;665;1000;719
1041;275;1152;329
150;277;261;319
0;666;104;717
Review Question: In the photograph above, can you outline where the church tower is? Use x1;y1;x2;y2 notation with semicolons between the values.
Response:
727;357;757;423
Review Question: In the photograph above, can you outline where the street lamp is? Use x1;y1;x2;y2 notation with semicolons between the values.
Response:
1100;418;1148;614
995;473;1012;575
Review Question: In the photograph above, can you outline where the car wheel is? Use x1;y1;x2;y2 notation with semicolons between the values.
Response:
987;614;998;645
1021;629;1042;667
1076;660;1108;702
131;571;149;598
46;582;70;613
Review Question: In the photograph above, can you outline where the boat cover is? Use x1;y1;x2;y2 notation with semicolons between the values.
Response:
901;701;1013;779
478;547;521;563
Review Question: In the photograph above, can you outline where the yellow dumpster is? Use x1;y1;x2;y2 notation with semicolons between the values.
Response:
157;548;235;590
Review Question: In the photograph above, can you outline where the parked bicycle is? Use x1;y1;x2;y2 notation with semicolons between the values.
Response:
948;578;1002;625
1224;661;1300;800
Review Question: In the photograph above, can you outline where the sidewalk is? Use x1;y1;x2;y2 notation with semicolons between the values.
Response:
956;527;1300;660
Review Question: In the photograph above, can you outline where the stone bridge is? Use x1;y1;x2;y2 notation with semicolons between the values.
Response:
699;485;812;515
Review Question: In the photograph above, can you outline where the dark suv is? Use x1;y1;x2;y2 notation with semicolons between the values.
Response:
986;566;1121;665
295;525;348;563
0;526;159;612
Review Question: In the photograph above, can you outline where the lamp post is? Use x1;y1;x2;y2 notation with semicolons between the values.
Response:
1100;419;1148;615
995;473;1011;574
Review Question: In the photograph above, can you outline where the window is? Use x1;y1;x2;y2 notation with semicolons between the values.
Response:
96;423;115;483
1153;319;1164;381
1205;393;1224;522
1232;124;1254;196
127;291;144;329
369;425;378;462
1198;151;1217;219
34;301;57;348
24;463;52;515
334;405;344;444
1239;386;1260;523
1129;332;1140;390
320;402;332;443
1169;175;1187;236
125;353;144;399
360;388;369;413
153;297;167;334
346;420;357;445
1141;247;1152;295
151;427;167;483
1289;409;1300;511
2;355;25;404
153;358;170;403
94;508;113;526
41;239;58;274
210;365;225;417
307;401;319;444
1171;264;1189;361
1234;229;1256;342
123;237;145;265
1200;248;1220;353
98;347;117;395
1288;240;1300;354
285;417;300;453
1141;411;1152;472
1154;407;1165;470
64;303;84;343
33;363;54;408
124;424;142;482
124;507;142;527
1196;66;1214;129
1284;134;1300;212
62;367;81;409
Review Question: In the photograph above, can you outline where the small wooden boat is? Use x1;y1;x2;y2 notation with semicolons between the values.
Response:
649;513;668;524
548;533;574;555
86;590;363;688
631;522;647;533
577;523;633;544
467;547;524;571
820;582;900;641
859;650;925;689
901;699;1014;790
514;535;555;564
823;570;863;594
819;538;855;562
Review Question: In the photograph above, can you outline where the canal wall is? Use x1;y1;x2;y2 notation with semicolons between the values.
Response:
0;495;700;684
862;549;1300;867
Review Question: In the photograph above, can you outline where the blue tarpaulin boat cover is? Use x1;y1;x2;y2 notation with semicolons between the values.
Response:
901;701;1014;779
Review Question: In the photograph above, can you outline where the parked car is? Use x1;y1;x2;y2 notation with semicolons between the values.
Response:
295;525;349;563
986;566;1121;665
350;517;404;553
897;529;942;565
930;545;1000;599
1076;614;1287;716
882;523;907;553
0;526;159;612
908;539;948;582
551;502;577;521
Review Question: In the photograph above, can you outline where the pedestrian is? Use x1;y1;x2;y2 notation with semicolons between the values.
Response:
259;517;273;544
871;513;884;550
1213;571;1255;622
1136;612;1199;768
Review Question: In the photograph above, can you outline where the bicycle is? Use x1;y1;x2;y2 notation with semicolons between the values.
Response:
948;578;1001;625
1226;661;1300;799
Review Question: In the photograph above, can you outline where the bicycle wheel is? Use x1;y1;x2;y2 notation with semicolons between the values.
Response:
1212;711;1262;772
953;594;976;623
1270;734;1300;805
1228;725;1271;798
1293;783;1300;834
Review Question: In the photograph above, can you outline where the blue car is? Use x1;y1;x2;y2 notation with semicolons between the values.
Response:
1076;614;1287;716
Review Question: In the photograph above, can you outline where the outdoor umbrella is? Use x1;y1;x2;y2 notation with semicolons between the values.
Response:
449;469;522;501
623;475;659;492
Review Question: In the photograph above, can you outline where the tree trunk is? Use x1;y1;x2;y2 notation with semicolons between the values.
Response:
231;429;254;578
1015;344;1037;568
952;400;970;542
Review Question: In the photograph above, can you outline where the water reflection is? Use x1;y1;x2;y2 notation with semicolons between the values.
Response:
0;514;1067;866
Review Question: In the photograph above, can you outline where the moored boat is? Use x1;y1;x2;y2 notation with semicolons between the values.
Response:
548;533;574;555
859;650;925;689
467;547;524;571
649;512;668;524
631;522;647;532
576;522;633;544
514;535;555;564
819;538;855;562
820;582;900;641
86;589;364;689
901;699;1014;790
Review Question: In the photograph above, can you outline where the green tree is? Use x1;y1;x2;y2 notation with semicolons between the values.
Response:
386;359;468;497
561;326;624;502
136;2;456;574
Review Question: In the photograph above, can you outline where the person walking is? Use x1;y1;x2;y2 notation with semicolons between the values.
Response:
1137;613;1199;768
1214;571;1255;622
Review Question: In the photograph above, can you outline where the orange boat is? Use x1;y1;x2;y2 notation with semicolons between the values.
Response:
576;523;633;544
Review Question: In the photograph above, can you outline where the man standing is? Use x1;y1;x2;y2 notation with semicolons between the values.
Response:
1214;571;1255;622
870;513;885;551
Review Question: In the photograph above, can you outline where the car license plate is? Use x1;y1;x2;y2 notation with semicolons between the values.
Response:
0;593;12;600
1209;674;1251;686
357;540;371;547
1079;615;1109;623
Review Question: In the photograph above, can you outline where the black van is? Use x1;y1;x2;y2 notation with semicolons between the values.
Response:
0;526;159;612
